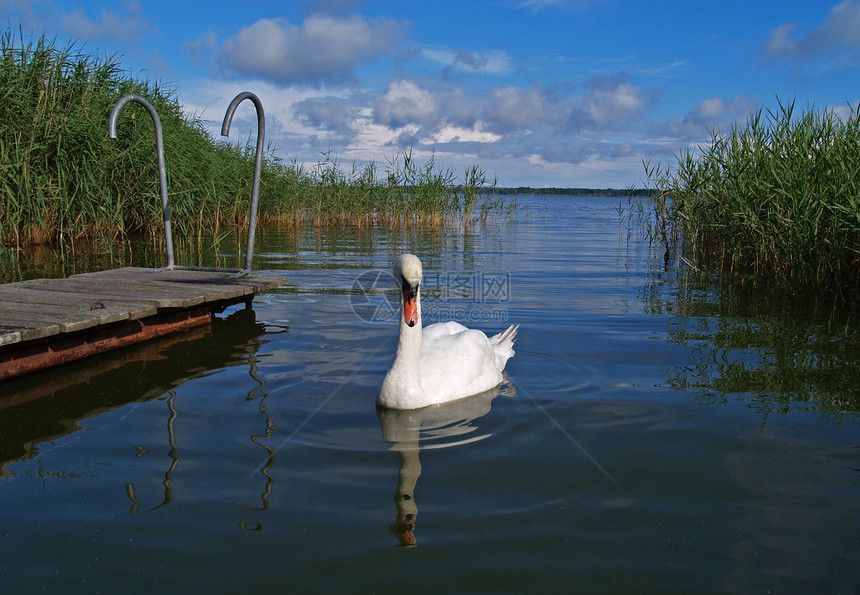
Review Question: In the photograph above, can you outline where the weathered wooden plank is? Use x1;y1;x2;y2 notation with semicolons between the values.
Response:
13;277;206;308
8;268;286;309
0;301;129;331
0;320;59;342
0;290;159;344
0;318;84;340
70;267;288;294
0;287;160;319
0;328;24;346
0;267;289;378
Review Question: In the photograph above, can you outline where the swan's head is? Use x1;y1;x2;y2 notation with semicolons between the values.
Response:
394;254;422;328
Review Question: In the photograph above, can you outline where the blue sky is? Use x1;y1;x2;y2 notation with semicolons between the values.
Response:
4;0;860;187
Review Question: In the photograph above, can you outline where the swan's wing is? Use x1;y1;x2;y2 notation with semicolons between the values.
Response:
422;321;470;341
420;326;503;398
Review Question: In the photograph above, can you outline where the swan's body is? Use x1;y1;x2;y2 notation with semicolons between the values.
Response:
378;254;518;410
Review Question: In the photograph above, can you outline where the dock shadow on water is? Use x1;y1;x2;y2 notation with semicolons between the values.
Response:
0;307;272;477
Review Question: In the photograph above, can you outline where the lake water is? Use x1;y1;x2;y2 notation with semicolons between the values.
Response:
1;195;858;593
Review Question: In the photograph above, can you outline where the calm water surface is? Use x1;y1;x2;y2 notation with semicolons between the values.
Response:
1;196;858;593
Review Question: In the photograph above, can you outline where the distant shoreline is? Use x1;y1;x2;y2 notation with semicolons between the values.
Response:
490;187;652;197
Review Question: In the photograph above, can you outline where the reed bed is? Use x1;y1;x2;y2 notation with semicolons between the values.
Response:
644;99;860;298
0;31;500;251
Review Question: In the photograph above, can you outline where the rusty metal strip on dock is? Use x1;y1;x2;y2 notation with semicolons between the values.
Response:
0;307;215;381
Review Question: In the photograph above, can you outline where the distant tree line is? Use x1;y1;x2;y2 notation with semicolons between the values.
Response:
489;187;653;197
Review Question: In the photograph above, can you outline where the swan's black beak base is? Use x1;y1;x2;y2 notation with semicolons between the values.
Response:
402;279;419;327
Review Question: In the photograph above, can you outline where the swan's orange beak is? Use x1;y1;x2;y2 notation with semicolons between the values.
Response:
402;288;418;327
390;519;416;547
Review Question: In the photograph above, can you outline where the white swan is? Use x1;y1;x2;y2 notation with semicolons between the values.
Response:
378;254;518;410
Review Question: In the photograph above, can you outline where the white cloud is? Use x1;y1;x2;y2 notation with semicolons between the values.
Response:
827;100;860;122
179;73;666;188
220;15;408;86
178;64;746;188
184;30;218;68
661;95;756;140
433;123;501;144
637;60;690;77
484;85;553;133
763;23;804;57
178;77;335;157
481;75;654;133
821;1;860;45
294;95;360;137
60;3;147;42
421;47;514;75
373;80;436;128
763;1;860;60
438;89;478;128
580;82;645;129
517;0;567;13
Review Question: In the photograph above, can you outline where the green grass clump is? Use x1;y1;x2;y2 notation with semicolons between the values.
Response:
286;150;499;229
645;99;860;298
0;30;499;250
0;29;249;246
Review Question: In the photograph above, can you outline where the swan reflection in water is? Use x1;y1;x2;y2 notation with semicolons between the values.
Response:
377;385;510;547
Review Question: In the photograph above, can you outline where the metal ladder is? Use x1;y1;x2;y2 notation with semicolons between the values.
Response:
108;92;265;277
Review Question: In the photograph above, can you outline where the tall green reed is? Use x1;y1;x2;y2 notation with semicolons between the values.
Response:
644;99;860;298
0;31;500;251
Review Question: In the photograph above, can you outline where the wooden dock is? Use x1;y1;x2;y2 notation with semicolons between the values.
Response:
0;267;288;381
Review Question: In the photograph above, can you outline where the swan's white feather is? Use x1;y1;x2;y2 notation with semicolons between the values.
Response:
378;255;518;410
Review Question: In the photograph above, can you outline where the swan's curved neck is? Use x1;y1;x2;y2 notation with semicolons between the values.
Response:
393;291;422;374
379;269;427;408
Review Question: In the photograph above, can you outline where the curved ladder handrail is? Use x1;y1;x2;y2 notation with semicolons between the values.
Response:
221;91;265;276
109;92;267;276
108;94;176;268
